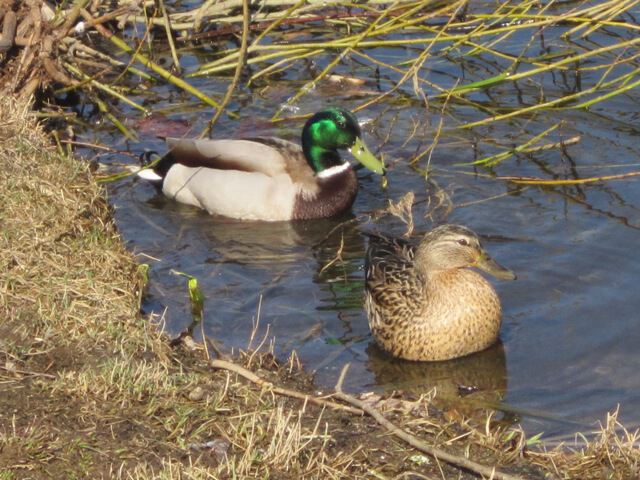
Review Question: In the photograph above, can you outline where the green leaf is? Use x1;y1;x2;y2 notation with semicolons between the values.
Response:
172;270;205;322
451;71;511;93
526;432;544;446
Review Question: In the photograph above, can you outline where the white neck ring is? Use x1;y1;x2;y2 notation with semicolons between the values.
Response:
316;162;350;180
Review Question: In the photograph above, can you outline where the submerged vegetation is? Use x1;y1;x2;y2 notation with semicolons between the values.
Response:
2;0;640;478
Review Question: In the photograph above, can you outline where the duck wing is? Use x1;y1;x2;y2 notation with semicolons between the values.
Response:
164;137;304;177
365;234;423;313
365;234;416;279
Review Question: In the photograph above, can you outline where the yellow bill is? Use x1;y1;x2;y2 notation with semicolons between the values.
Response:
349;136;385;175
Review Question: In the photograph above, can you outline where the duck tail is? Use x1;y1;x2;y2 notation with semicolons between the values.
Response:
137;150;172;184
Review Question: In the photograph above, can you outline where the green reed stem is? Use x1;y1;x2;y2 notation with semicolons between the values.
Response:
460;66;640;129
271;0;406;120
158;0;181;74
451;36;640;95
80;9;227;114
64;62;149;114
248;50;321;85
462;123;561;167
94;97;137;141
202;0;250;136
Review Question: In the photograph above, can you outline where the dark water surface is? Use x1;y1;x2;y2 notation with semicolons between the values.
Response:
74;2;640;440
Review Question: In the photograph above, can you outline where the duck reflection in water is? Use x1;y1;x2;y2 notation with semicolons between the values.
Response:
365;340;510;421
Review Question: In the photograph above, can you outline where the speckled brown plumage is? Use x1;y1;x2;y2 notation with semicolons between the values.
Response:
364;224;516;361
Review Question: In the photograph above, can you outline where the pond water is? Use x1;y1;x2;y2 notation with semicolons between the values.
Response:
72;1;640;440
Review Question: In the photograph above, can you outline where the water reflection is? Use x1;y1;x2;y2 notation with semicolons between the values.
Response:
366;341;508;418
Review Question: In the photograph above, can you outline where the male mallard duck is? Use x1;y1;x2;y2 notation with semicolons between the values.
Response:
138;108;384;221
364;224;516;361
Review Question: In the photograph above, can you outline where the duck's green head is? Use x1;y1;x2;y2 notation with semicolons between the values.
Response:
415;224;516;280
301;108;384;175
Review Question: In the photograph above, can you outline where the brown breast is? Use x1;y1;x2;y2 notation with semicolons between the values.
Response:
291;168;358;220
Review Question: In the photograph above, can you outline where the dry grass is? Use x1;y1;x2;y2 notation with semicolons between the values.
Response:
530;409;640;479
1;94;639;479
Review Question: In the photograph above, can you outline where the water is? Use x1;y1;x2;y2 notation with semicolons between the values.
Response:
73;2;640;440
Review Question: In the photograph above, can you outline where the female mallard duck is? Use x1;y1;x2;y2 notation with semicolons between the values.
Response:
364;224;516;361
138;108;384;221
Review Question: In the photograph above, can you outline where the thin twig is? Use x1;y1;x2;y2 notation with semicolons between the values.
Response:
334;364;526;480
0;364;57;379
210;359;363;415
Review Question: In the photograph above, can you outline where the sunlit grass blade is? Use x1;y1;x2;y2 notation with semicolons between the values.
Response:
462;123;562;167
497;171;640;185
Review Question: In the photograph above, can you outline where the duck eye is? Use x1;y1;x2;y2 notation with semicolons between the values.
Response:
457;238;469;246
